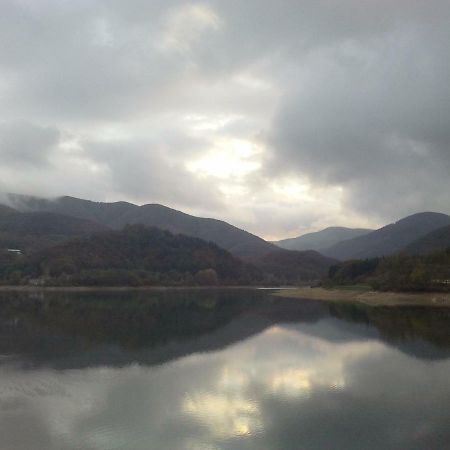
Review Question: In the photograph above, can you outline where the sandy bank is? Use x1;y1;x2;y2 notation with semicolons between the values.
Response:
273;287;450;307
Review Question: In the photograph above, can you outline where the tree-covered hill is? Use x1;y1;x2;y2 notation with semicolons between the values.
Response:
0;225;337;287
252;249;337;284
0;205;107;253
6;194;278;258
323;212;450;260
325;249;450;292
2;225;262;286
404;225;450;256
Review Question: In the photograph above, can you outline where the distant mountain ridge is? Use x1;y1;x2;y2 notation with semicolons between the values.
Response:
404;225;450;255
323;212;450;260
274;227;372;251
4;194;449;267
6;194;278;258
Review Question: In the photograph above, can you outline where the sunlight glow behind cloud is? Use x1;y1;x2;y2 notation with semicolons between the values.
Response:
187;138;261;179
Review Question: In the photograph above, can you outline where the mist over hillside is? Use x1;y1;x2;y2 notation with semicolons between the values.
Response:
0;204;107;253
6;194;277;259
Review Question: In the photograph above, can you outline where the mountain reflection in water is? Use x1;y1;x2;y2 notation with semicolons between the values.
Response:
0;289;449;450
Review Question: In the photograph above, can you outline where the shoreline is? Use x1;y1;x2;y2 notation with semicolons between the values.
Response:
0;285;280;293
0;285;448;307
273;287;450;307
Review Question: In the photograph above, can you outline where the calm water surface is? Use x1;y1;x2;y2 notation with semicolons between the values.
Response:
0;289;449;450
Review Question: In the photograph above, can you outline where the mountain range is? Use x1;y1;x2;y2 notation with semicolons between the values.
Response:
0;194;335;285
3;224;334;286
7;194;277;259
0;193;449;287
321;212;450;260
274;227;373;252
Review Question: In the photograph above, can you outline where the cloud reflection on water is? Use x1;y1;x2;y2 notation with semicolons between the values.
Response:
0;318;450;450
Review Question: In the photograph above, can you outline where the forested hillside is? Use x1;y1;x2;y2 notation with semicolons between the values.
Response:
1;225;261;286
324;212;450;260
0;205;107;253
325;249;450;292
0;225;336;287
6;194;278;258
404;225;450;256
252;249;336;285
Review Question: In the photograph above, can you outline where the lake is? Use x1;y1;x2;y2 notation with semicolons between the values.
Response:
0;288;449;450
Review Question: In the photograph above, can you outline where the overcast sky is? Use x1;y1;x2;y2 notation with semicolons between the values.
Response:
0;0;449;239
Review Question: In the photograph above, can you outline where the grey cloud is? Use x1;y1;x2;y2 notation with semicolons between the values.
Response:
0;121;60;167
268;18;450;222
87;138;224;211
0;1;184;122
0;0;449;234
0;0;272;127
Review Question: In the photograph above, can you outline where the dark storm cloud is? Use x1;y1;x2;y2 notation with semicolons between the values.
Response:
264;2;450;221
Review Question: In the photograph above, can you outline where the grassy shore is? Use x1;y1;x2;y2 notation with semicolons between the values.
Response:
274;286;450;307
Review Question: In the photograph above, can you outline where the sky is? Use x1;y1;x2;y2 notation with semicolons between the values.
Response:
0;0;449;240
